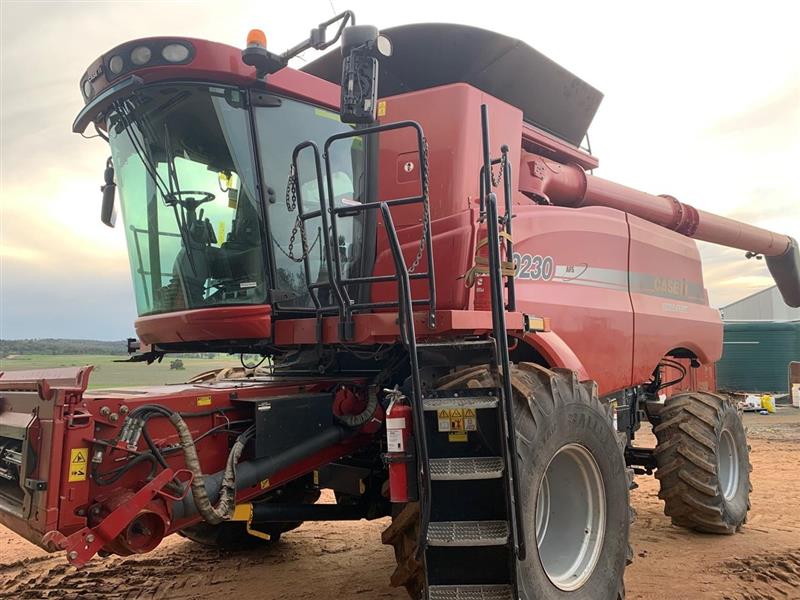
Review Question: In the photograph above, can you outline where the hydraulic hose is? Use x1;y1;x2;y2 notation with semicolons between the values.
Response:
169;413;247;525
171;423;352;520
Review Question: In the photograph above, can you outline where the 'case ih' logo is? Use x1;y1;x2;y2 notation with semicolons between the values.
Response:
86;65;103;82
654;277;689;297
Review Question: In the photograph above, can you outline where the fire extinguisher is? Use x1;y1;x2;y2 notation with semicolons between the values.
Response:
385;389;416;503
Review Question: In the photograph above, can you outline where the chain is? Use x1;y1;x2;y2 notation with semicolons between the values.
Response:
490;152;507;188
277;164;319;263
408;137;430;274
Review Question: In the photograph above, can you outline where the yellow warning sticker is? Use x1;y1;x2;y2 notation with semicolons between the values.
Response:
449;432;468;443
377;100;387;117
196;396;212;407
437;409;451;432
449;408;464;432
68;448;89;482
464;408;477;432
260;478;270;490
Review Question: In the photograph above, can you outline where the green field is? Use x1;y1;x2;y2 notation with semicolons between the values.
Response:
0;354;242;388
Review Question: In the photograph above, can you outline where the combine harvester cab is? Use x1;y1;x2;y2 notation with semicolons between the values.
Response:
1;12;798;600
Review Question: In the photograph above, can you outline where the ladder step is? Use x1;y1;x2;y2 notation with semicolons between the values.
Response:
427;520;509;547
430;457;504;481
422;396;499;411
428;584;514;600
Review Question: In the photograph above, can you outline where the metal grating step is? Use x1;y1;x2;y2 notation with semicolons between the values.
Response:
427;520;509;547
428;584;514;600
430;457;504;481
422;396;499;411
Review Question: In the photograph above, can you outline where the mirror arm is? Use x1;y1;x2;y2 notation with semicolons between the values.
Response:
281;10;356;61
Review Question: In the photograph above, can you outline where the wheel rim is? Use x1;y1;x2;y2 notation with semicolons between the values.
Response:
719;428;740;501
535;443;606;591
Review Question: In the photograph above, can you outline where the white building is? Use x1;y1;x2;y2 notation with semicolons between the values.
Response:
721;285;800;321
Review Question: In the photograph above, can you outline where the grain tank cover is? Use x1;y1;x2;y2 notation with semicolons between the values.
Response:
302;23;603;147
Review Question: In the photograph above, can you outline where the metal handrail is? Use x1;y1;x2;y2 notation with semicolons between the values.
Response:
379;203;432;561
322;120;437;338
480;104;526;565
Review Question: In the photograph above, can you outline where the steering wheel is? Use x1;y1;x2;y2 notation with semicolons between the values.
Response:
166;190;216;210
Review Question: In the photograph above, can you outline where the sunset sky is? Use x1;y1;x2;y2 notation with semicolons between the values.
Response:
1;0;798;339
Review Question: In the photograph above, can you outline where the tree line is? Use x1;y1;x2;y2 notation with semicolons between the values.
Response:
1;339;219;358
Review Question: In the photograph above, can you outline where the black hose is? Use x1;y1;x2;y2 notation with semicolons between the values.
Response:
93;452;157;486
172;424;351;520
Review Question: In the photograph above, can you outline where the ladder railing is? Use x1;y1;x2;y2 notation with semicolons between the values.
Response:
290;140;344;313
479;104;526;564
323;121;436;340
379;203;433;560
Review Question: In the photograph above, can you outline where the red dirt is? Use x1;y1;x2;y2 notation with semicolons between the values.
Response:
2;409;798;600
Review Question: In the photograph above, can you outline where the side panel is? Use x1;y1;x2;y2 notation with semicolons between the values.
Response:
371;84;523;310
628;214;723;385
511;205;634;394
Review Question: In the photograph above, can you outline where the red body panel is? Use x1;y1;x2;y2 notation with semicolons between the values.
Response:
136;305;272;345
627;215;722;385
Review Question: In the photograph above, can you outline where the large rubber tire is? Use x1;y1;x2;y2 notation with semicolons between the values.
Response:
179;487;321;548
654;391;751;534
383;363;633;600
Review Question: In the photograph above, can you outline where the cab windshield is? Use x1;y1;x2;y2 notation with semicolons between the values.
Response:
108;83;267;316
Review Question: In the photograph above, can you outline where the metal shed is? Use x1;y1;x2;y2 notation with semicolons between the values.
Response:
716;320;800;394
721;285;800;321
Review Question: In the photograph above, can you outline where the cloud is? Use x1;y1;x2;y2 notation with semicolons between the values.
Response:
706;83;800;148
1;0;799;339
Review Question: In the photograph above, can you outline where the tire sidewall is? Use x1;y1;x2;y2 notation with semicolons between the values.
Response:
517;401;628;600
718;404;750;525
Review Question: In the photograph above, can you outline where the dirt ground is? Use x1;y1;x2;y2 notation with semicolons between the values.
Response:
2;408;799;600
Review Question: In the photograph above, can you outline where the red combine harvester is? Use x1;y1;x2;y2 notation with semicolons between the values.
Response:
2;14;798;599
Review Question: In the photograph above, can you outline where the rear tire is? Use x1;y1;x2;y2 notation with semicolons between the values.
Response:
383;364;633;600
653;392;751;534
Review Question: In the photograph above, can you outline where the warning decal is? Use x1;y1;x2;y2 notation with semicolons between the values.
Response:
437;406;477;442
464;408;477;432
437;409;451;432
449;408;464;432
68;448;89;482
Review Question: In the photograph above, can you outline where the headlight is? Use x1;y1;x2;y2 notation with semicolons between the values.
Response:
108;55;124;75
130;46;152;66
83;80;94;99
161;43;190;63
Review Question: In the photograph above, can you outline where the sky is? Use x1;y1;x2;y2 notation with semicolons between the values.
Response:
0;0;798;340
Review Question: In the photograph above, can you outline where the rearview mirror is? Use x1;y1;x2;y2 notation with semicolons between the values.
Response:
100;157;117;228
339;25;388;124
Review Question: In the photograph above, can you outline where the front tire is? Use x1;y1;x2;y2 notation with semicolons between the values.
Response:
654;392;751;534
384;364;633;600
